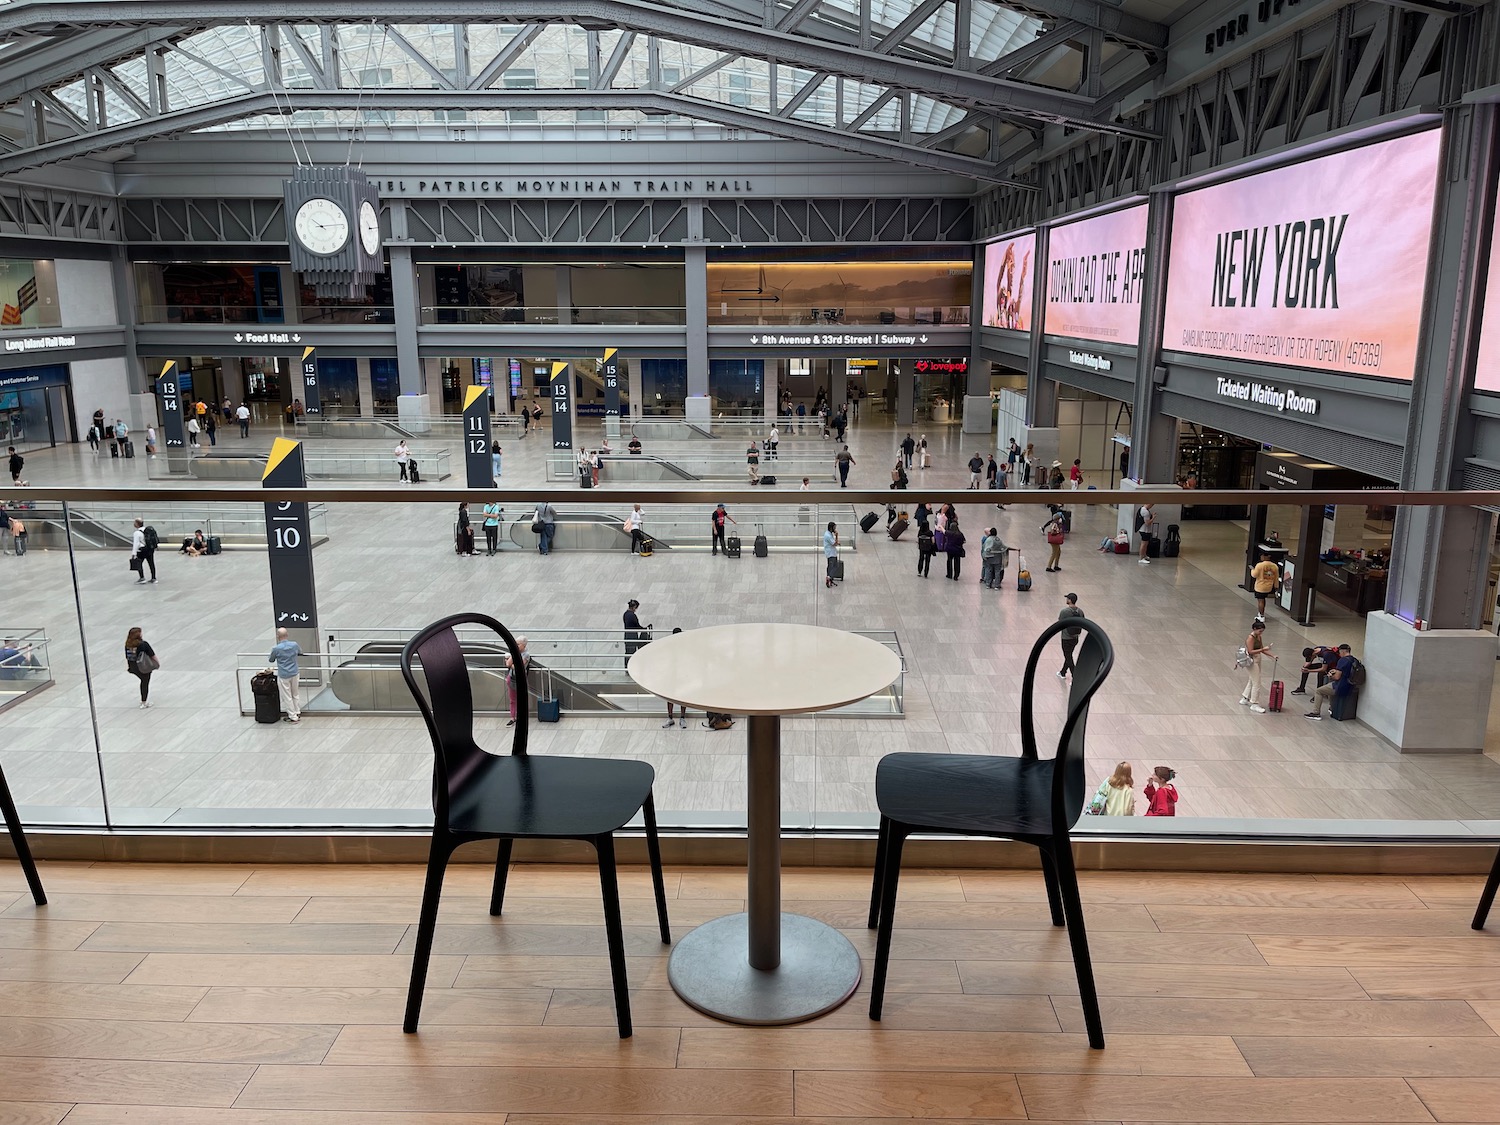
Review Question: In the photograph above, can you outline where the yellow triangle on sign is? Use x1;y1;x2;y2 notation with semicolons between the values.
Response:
302;346;315;361
263;437;299;480
551;361;568;381
464;384;488;410
603;347;617;362
159;361;175;378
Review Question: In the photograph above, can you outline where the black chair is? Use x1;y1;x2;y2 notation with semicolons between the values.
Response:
1474;849;1500;930
0;757;46;906
867;617;1114;1049
400;612;669;1039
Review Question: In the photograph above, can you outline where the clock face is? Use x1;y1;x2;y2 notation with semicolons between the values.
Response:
293;197;350;255
358;200;381;256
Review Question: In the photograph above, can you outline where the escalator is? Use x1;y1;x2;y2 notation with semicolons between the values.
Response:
15;506;135;550
506;513;674;551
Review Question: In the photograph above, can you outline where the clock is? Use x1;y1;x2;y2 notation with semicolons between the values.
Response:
293;197;350;256
358;200;381;256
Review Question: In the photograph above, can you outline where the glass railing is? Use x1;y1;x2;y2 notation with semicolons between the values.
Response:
147;449;455;483
2;481;1496;840
138;305;396;325
708;304;971;327
421;304;686;326
547;450;848;486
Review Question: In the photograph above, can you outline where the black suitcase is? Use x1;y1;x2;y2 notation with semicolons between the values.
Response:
109;442;119;458
828;557;844;582
888;518;909;541
860;511;880;533
1163;524;1181;557
1146;534;1162;558
725;535;742;558
1059;509;1072;534
580;469;593;488
206;535;222;556
760;475;777;486
124;440;135;459
251;671;281;724
408;460;421;483
754;531;769;558
1331;687;1359;721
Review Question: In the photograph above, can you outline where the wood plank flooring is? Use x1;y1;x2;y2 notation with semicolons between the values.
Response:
2;860;1500;1123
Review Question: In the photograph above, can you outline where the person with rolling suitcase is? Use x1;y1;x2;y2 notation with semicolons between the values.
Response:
1238;618;1273;714
711;502;736;556
1267;656;1285;713
823;521;841;588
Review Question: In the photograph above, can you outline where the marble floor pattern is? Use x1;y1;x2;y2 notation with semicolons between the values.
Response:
3;413;1498;829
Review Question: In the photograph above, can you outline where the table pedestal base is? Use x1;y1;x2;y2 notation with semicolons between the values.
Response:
668;912;862;1025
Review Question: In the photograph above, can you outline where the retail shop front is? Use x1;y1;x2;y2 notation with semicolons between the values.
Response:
0;328;129;449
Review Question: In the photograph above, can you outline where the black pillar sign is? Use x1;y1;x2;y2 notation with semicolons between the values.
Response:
550;361;573;450
463;383;495;487
299;346;321;417
156;361;186;449
602;347;621;417
262;438;319;630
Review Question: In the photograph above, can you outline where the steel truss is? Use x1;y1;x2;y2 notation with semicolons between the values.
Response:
0;180;121;241
974;0;1486;235
0;0;1169;179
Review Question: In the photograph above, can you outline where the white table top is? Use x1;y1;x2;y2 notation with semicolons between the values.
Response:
626;623;902;715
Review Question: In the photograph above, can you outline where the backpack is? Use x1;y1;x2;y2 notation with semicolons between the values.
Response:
1133;508;1145;533
1346;657;1366;686
143;525;159;551
706;712;735;730
1234;645;1253;669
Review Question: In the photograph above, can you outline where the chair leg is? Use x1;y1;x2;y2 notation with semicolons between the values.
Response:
1474;846;1500;930
868;826;906;1021
489;838;514;917
0;762;45;906
868;815;891;930
1049;838;1104;1050
404;834;454;1033
1037;846;1065;927
594;833;633;1039
642;792;671;944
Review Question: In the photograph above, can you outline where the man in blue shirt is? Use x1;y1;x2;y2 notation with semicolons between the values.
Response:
1305;644;1356;720
268;627;303;723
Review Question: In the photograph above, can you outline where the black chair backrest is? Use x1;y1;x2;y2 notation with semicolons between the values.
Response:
401;613;530;823
1018;617;1115;833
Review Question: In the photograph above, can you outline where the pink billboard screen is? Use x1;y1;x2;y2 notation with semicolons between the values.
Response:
1044;203;1149;346
1474;222;1500;393
981;231;1035;331
1161;130;1442;381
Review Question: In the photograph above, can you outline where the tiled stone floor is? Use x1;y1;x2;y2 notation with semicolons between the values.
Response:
4;411;1499;829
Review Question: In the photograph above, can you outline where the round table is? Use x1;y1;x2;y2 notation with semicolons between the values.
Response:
628;622;902;1025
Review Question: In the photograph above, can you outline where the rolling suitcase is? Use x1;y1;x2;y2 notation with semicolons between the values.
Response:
124;440;135;459
536;669;561;723
1331;687;1359;721
1163;524;1181;557
888;517;909;541
860;511;880;533
638;536;654;557
760;475;777;486
1017;568;1032;591
1146;534;1162;558
753;526;769;558
725;535;742;559
251;671;280;724
206;536;222;556
1267;657;1284;713
408;460;421;483
828;557;844;583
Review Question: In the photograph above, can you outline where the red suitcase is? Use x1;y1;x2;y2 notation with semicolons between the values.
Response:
1267;657;1284;713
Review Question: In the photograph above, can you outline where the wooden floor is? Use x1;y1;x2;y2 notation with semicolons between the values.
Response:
2;860;1500;1124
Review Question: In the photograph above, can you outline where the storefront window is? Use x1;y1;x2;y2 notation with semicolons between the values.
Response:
0;260;61;332
419;261;685;325
709;359;763;414
300;269;394;324
371;359;400;415
706;260;971;326
641;359;686;416
0;365;69;450
135;263;276;324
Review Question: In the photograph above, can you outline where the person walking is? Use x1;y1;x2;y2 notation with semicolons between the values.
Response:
943;516;966;580
823;521;840;588
710;502;735;555
222;398;233;422
625;502;648;555
130;518;157;583
205;412;217;447
1250;551;1280;618
767;424;779;460
533;500;558;555
995;459;1010;508
1137;502;1158;565
967;452;984;489
1043;508;1065;573
623;599;651;668
491;440;503;484
268;626;303;723
504;635;530;726
87;421;100;453
900;432;915;469
916;520;936;578
1143;767;1178;816
1021;442;1034;485
482;500;502;556
1305;644;1358;720
124;626;158;708
835;445;855;488
1086;762;1136;816
521;402;532;438
186;414;201;450
145;426;158;457
7;447;24;486
979;528;1007;589
986;455;998;490
890;459;908;491
394;439;411;483
92;408;105;444
1239;618;1272;713
236;402;251;437
1048;461;1065;490
1069;459;1082;489
1057;593;1085;680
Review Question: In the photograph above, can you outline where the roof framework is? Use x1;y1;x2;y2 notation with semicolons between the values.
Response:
0;0;1168;182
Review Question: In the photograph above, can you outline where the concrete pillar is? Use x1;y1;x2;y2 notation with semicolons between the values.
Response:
685;245;709;405
628;358;644;420
279;266;301;324
555;265;572;326
1128;192;1178;484
356;356;373;418
388;244;423;398
1022;226;1055;429
896;359;914;426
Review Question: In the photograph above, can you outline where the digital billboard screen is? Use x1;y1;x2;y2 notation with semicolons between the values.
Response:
1161;129;1442;381
1474;221;1500;394
980;231;1036;332
1044;203;1149;346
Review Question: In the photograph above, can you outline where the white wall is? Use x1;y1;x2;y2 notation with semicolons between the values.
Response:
54;258;115;326
69;357;133;440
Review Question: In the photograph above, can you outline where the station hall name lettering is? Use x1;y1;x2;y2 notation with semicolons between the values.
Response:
1048;248;1146;305
379;178;754;197
1215;376;1319;416
1211;215;1347;309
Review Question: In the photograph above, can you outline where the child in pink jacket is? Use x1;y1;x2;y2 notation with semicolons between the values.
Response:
1143;766;1178;816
